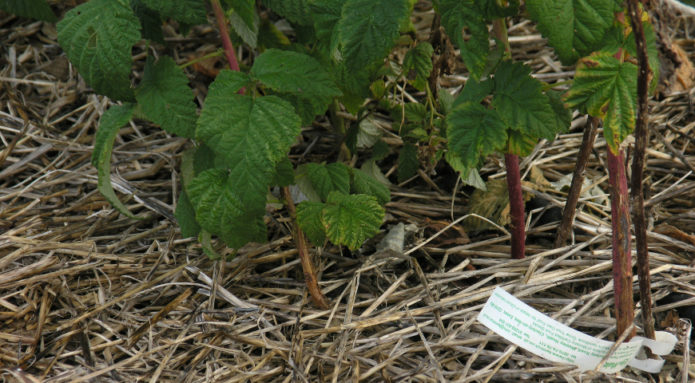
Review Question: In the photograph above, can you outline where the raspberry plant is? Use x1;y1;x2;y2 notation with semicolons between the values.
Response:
3;0;667;337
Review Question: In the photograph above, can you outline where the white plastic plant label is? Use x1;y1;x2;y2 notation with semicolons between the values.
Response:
477;287;678;373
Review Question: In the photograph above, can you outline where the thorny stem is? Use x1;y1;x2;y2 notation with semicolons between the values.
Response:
627;0;656;341
282;187;331;309
211;0;241;72
555;117;599;248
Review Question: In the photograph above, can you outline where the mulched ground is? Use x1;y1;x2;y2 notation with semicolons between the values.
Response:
1;1;695;382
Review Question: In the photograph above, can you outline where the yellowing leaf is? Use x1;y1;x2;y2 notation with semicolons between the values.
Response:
565;52;638;152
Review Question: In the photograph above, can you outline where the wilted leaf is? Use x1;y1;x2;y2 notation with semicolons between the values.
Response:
92;104;138;218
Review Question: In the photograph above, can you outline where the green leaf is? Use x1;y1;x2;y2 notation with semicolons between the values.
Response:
180;148;196;191
192;143;217;176
92;103;138;218
297;201;327;245
304;162;351;201
310;0;344;51
506;130;536;156
257;18;292;49
0;0;56;21
337;0;409;71
371;140;391;161
350;168;390;205
446;102;507;169
271;157;295;187
229;7;259;48
251;49;342;104
188;168;245;231
492;61;566;139
199;230;222;259
626;19;660;92
565;52;638;152
335;62;372;113
135;56;197;138
197;78;300;168
175;189;201;238
525;0;619;65
196;78;301;210
321;192;384;250
444;151;486;190
262;0;312;25
438;88;455;115
130;0;164;43
438;0;488;79
403;42;434;91
452;78;494;109
188;168;268;247
398;142;419;182
220;214;267;248
393;102;427;125
226;0;257;33
278;92;327;125
57;0;141;101
139;0;207;24
546;89;572;133
209;69;252;95
475;0;519;19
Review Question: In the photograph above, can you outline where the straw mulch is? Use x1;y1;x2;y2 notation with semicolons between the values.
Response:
1;2;695;382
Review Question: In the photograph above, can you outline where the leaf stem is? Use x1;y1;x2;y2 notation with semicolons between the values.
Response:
179;49;224;69
627;0;656;341
210;0;241;73
282;186;331;309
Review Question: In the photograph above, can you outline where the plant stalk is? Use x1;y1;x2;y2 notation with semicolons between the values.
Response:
607;148;635;339
211;0;241;72
282;187;330;309
555;117;599;247
627;0;656;341
505;153;525;259
493;19;524;259
604;16;635;340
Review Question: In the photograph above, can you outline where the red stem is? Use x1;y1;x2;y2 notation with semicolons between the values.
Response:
604;16;635;340
607;149;635;339
505;153;525;259
211;0;241;72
